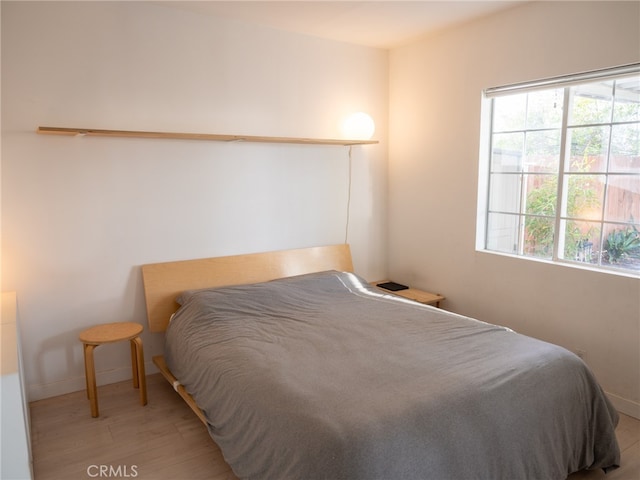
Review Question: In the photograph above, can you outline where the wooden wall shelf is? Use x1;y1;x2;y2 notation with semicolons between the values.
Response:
37;126;378;146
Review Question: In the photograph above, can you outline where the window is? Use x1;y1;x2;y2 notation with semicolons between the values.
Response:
478;64;640;276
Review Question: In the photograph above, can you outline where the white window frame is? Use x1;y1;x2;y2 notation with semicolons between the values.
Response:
477;63;640;277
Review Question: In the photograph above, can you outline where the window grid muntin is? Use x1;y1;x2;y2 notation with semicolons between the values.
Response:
553;88;571;261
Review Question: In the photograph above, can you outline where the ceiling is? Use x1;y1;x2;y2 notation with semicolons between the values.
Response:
160;1;523;49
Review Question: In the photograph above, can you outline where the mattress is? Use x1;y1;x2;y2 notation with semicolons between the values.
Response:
165;270;620;479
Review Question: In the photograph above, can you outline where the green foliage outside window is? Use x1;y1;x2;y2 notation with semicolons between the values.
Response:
524;157;600;260
603;225;640;264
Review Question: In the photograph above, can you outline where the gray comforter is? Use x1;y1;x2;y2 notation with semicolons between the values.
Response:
165;270;620;480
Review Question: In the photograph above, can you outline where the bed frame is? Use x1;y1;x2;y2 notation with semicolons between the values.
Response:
141;244;354;424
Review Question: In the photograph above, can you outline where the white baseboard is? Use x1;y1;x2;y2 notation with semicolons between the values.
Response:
27;360;158;402
606;391;640;420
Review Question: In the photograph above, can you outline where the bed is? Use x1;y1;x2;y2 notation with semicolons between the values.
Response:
141;244;620;479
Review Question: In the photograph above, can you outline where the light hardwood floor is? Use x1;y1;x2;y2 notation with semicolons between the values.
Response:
30;373;639;480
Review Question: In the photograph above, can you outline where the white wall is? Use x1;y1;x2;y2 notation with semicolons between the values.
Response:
1;1;388;400
389;1;640;417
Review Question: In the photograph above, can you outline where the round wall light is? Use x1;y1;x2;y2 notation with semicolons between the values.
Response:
341;112;375;140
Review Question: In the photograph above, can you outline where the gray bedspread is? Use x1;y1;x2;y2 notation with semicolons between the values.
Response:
165;270;620;480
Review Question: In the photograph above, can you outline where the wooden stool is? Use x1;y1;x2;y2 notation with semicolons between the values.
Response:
79;322;147;417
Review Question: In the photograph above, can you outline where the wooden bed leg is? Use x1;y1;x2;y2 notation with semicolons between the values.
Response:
152;355;207;425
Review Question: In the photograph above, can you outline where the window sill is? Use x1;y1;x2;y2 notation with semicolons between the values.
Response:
475;249;640;280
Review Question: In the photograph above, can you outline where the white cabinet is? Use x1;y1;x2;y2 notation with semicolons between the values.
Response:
1;292;33;480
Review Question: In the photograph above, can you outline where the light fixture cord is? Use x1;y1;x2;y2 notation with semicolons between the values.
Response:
344;146;353;244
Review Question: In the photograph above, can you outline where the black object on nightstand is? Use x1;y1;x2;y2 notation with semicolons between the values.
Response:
376;281;409;292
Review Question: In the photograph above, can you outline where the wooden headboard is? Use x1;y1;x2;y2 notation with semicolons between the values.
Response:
141;244;353;332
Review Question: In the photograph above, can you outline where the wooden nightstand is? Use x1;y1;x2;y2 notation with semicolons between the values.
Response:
79;322;147;417
372;281;445;307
